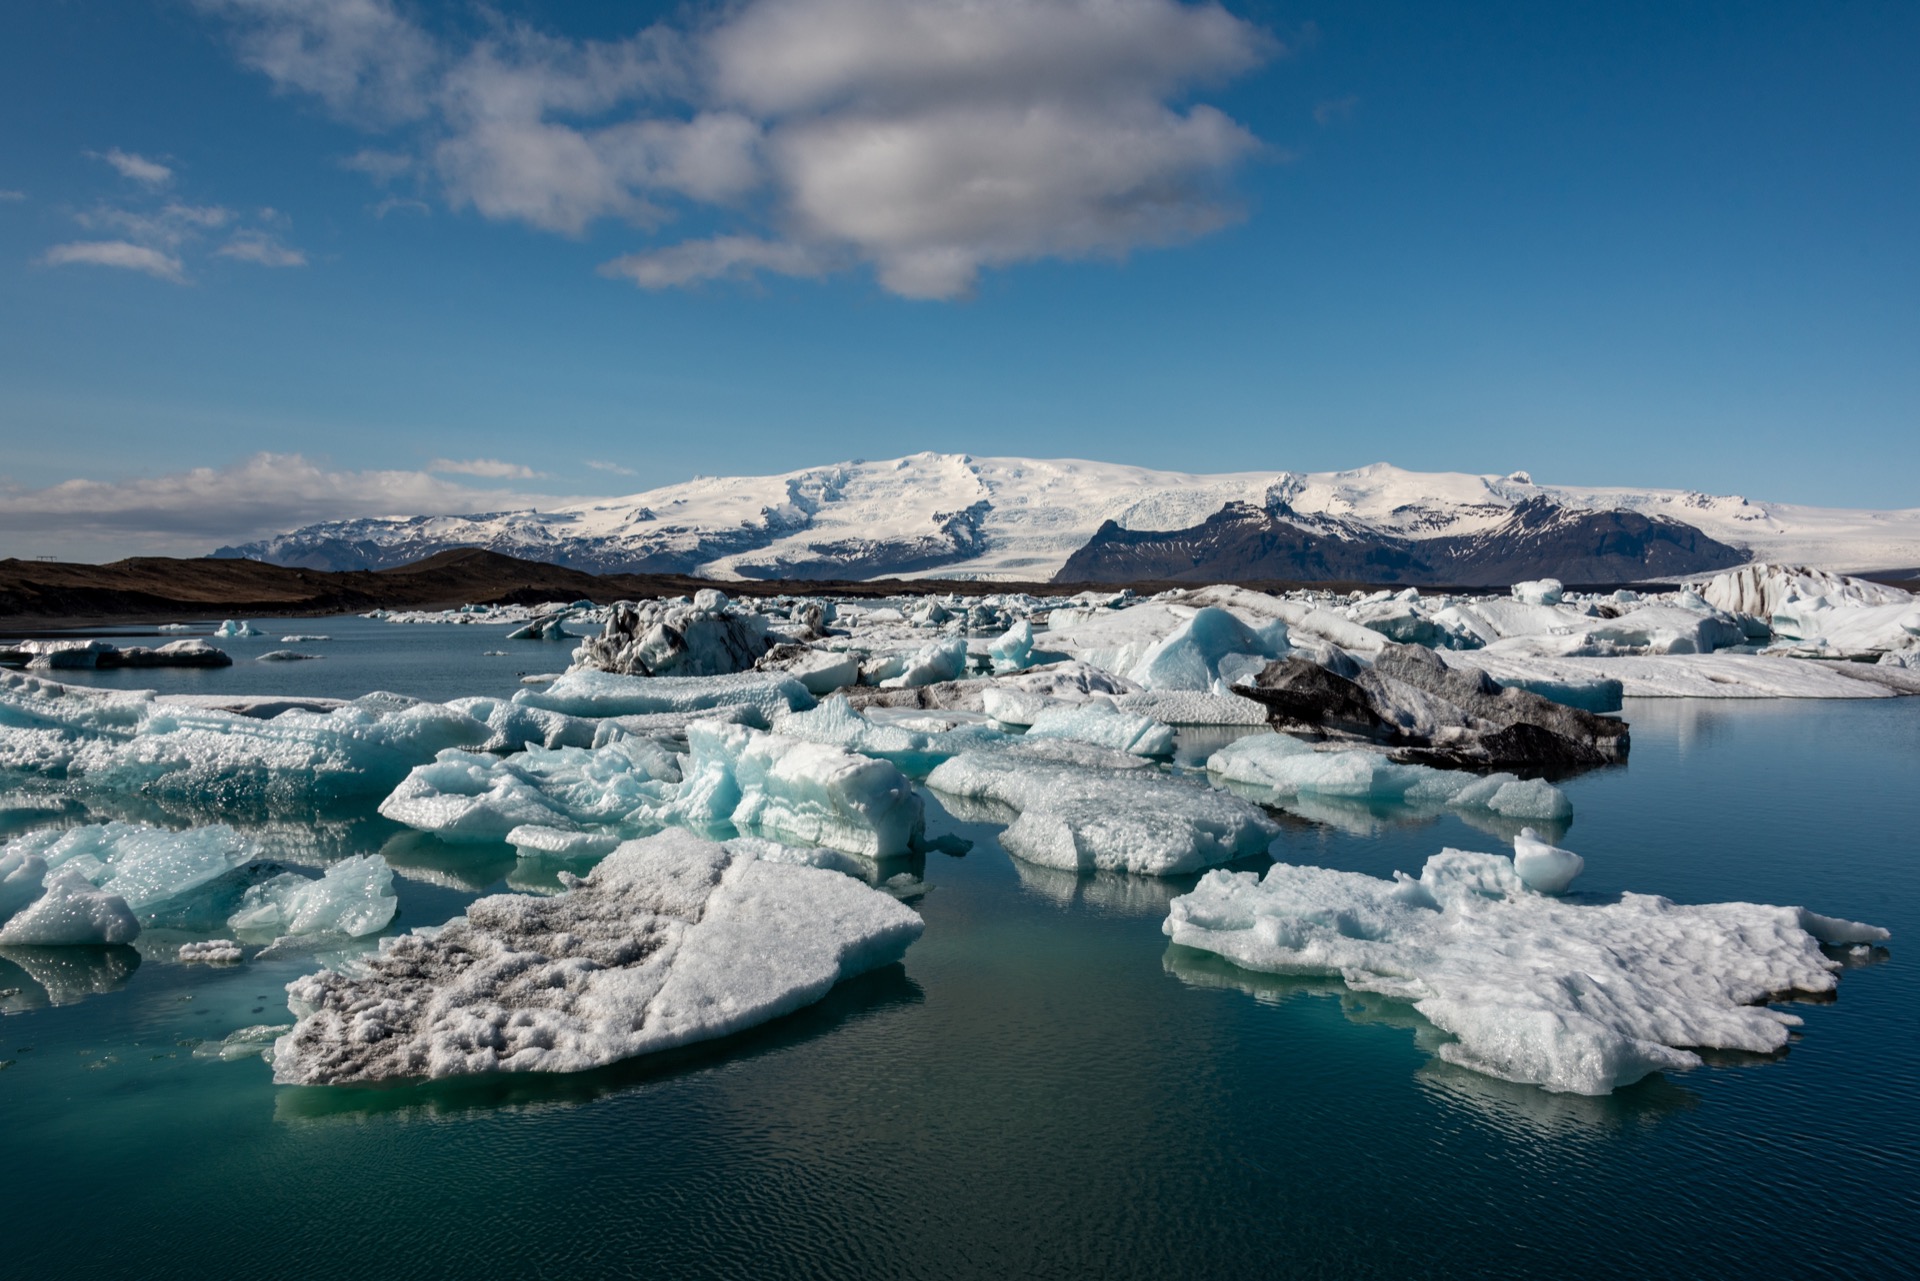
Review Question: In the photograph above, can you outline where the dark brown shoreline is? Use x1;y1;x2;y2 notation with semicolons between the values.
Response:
3;547;1915;632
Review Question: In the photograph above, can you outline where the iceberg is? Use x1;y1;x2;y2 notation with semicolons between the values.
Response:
272;829;925;1084
1164;841;1889;1095
0;866;139;946
570;595;774;677
178;938;243;964
772;695;1003;777
925;747;1277;876
661;722;925;858
987;621;1037;673
512;669;814;721
1023;701;1176;757
3;821;257;914
227;854;397;938
213;620;265;638
1206;735;1572;821
378;737;683;843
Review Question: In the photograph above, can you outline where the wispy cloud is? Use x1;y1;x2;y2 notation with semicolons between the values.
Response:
91;147;174;186
40;240;187;283
215;230;308;266
371;195;430;219
0;453;565;554
0;189;25;202
199;0;1279;299
585;459;637;476
39;156;307;283
428;457;547;479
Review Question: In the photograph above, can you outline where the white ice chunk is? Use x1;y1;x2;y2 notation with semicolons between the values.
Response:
661;722;925;858
0;869;139;945
1208;735;1573;821
513;670;814;720
878;638;969;688
987;621;1036;673
1126;607;1289;693
227;854;398;938
925;748;1276;876
773;695;1002;777
1024;701;1175;757
378;738;682;843
272;829;924;1084
1511;827;1583;894
1164;848;1889;1095
213;620;265;638
6;821;257;913
179;939;243;964
1511;578;1565;606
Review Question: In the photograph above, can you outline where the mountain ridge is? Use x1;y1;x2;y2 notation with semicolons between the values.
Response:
214;452;1920;582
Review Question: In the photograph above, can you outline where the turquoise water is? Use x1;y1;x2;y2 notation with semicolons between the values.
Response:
3;621;1915;1278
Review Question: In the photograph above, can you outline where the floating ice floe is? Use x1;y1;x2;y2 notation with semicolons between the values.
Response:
1207;734;1571;821
227;854;397;939
925;747;1277;876
1443;650;1903;699
272;829;925;1084
1164;838;1888;1095
178;938;243;964
378;737;683;843
661;722;925;857
0;673;494;806
381;720;924;860
772;695;1003;777
3;821;257;915
570;593;773;676
257;650;321;663
213;620;265;638
1023;701;1175;757
511;669;813;721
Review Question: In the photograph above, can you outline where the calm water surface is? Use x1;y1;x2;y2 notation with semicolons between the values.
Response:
2;618;1914;1278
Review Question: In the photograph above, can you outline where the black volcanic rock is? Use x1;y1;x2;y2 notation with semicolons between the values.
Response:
1055;496;1745;587
1233;643;1630;772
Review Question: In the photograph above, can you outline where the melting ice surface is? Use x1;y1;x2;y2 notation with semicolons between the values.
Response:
1164;835;1886;1095
0;615;1912;1279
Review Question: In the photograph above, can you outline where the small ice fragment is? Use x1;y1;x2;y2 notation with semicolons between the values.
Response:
1512;827;1584;893
179;939;243;965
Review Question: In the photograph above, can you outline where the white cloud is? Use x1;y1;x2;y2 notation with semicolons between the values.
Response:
0;189;25;202
195;0;440;127
371;195;431;218
0;453;564;551
215;230;309;266
600;234;829;289
199;0;1276;298
92;148;174;185
46;164;307;281
586;460;637;475
40;240;188;283
428;457;546;479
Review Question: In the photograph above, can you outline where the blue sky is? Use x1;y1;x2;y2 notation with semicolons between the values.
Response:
1;1;1915;557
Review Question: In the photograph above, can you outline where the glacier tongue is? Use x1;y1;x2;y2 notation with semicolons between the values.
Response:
1164;841;1889;1095
272;829;924;1084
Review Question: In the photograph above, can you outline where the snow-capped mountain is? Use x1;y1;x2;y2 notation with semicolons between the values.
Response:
214;453;1920;583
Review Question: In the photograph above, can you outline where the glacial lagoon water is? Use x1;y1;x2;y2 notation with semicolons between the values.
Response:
3;617;1916;1279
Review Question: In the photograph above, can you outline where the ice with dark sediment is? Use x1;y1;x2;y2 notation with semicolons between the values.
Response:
272;829;924;1084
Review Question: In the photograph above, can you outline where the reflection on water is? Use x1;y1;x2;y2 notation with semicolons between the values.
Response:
1165;944;1705;1136
377;829;519;892
1011;858;1188;916
271;963;923;1125
0;944;141;1012
1214;776;1575;844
